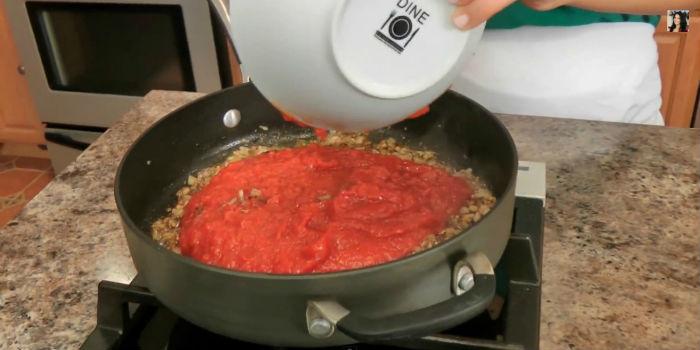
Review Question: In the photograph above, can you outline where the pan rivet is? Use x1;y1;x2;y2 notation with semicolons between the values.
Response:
458;266;475;293
223;109;241;128
308;317;334;338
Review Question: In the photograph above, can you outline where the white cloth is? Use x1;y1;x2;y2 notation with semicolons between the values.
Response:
451;22;664;125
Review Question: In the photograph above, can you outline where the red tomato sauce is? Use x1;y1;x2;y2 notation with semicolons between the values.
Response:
179;144;471;274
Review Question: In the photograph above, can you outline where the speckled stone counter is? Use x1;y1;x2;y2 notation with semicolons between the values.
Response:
1;91;698;350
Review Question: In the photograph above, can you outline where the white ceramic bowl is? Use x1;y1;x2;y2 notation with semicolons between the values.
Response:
229;0;485;131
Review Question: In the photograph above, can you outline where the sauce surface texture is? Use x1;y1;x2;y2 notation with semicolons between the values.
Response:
180;144;472;274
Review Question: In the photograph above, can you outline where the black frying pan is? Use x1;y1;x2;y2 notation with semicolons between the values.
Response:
115;84;517;347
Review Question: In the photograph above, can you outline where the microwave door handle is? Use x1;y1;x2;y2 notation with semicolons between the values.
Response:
209;0;230;31
44;131;91;151
210;0;232;46
209;0;242;62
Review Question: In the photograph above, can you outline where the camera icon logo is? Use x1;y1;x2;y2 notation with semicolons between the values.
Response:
375;11;419;53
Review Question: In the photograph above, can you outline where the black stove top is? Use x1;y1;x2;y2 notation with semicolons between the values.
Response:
81;197;543;350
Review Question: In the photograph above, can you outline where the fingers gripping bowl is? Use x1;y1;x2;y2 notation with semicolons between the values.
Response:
115;84;517;347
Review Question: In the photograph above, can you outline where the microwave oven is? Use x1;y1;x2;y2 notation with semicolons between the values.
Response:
4;0;233;128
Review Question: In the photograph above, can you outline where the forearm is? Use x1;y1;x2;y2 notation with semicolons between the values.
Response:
568;0;700;14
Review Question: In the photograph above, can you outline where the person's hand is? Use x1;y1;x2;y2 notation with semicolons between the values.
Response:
449;0;573;30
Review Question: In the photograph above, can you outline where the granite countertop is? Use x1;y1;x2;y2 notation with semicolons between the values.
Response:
1;91;698;350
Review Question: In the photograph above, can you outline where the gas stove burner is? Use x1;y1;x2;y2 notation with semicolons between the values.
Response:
81;197;543;350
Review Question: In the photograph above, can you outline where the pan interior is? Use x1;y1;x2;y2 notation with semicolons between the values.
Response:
117;85;516;243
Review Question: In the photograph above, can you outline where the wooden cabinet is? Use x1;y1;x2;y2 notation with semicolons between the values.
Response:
0;2;44;144
654;10;700;128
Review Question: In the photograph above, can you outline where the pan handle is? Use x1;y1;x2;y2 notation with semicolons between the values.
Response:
309;252;495;342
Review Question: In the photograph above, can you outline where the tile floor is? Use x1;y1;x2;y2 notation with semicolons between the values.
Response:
0;155;54;227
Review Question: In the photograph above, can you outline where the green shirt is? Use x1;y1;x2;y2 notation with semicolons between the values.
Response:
487;3;660;29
